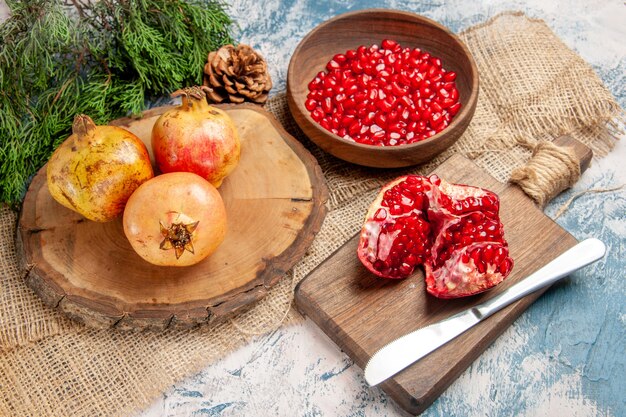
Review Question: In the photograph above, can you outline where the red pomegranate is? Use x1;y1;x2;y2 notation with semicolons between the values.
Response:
357;174;513;298
151;86;240;188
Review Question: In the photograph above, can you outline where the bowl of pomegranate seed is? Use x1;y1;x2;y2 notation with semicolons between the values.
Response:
287;9;478;168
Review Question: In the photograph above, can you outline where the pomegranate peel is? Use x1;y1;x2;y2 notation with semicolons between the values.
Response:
123;172;227;267
151;85;240;188
357;174;513;298
46;114;154;222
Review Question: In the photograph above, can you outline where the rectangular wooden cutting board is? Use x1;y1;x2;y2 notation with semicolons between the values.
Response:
295;145;589;415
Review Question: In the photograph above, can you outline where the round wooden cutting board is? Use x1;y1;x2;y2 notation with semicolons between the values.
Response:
16;104;328;330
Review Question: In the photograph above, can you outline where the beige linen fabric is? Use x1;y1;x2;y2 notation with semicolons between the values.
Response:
0;12;622;417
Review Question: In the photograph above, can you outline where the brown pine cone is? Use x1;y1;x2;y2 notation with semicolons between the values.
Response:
203;44;273;104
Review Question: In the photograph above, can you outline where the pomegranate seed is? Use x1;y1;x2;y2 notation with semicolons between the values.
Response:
441;81;455;91
333;53;347;64
343;97;356;110
419;85;433;98
370;124;383;133
444;71;457;82
440;97;456;108
305;99;317;111
476;259;487;274
351;60;364;74
374;113;387;128
381;39;398;50
322;97;332;113
390;81;405;96
372;129;386;140
326;60;341;71
341;115;354;126
483;244;494;262
495;247;506;260
427;65;438;79
448;103;461;116
499;258;511;274
449;88;459;102
430;112;444;126
311;108;324;121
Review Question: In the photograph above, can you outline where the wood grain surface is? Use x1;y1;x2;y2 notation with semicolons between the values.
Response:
295;137;591;414
287;9;479;168
16;104;328;330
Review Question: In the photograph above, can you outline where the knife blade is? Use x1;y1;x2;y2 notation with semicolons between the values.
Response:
364;238;607;387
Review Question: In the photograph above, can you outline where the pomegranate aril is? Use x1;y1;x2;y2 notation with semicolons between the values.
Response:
351;60;364;74
304;99;317;111
348;121;360;136
399;95;414;108
308;79;321;91
381;39;398;50
448;103;461;116
391;81;407;96
410;73;425;89
440;97;456;108
333;53;347;64
311;108;324;122
419;85;433;98
476;260;487;274
388;110;400;123
430;112;443;126
326;60;341;71
374;208;387;220
427;65;439;79
442;81;456;90
372;129;385;141
483;244;494;262
449;88;459;102
430;73;443;84
443;71;457;82
343;97;356;110
370;124;383;133
498;258;511;274
374;113;387;128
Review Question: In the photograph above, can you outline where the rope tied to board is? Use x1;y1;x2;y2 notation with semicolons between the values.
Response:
510;137;581;207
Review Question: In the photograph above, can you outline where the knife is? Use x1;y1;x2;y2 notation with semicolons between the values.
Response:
364;238;607;387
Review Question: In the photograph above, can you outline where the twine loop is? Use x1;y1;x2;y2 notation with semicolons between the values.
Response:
509;139;581;207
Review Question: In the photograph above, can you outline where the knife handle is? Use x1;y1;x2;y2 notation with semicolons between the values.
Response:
474;238;606;319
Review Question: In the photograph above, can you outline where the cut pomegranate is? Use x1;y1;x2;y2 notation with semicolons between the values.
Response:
306;40;461;147
357;174;513;298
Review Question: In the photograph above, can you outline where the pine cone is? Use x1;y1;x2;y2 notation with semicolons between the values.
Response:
203;44;273;104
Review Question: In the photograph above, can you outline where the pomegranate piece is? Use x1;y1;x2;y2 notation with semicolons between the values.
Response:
357;174;514;298
306;40;462;147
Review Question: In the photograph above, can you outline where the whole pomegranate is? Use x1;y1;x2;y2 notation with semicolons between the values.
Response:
152;85;241;188
357;174;513;298
123;172;227;267
46;114;153;222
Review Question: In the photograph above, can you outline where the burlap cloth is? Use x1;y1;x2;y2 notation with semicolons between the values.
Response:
0;12;623;417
